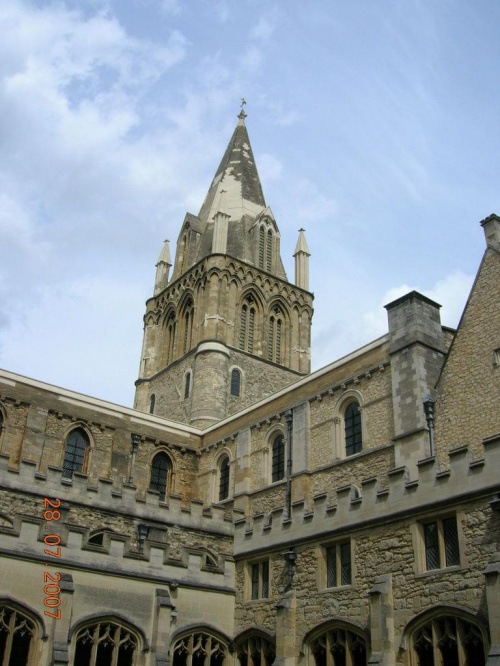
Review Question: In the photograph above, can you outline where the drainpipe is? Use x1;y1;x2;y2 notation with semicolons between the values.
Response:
285;409;293;520
128;433;140;484
423;399;436;457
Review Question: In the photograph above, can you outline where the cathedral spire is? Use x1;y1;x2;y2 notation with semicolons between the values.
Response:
197;105;265;226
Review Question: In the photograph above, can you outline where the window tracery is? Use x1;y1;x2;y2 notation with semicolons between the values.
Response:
309;625;367;666
237;634;275;666
0;604;36;666
172;631;228;666
73;620;138;666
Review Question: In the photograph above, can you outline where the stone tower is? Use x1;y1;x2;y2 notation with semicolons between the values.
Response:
135;109;314;427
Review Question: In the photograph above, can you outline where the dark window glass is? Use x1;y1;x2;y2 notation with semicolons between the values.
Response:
424;522;440;570
251;563;259;600
149;394;155;414
150;452;170;501
0;607;35;666
340;542;352;585
62;428;88;478
231;369;241;397
184;373;191;399
345;402;362;456
271;435;285;482
74;622;137;666
326;546;337;588
443;517;460;566
261;560;269;598
219;457;230;501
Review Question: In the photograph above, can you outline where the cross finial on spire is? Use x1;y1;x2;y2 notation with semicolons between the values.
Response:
238;97;247;122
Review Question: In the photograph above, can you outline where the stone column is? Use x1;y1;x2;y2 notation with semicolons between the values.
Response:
485;552;500;665
275;591;297;666
368;574;394;666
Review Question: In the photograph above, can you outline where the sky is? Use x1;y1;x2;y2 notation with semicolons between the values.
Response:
1;0;499;407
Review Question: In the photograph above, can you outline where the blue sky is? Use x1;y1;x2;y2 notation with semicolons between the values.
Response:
0;0;499;406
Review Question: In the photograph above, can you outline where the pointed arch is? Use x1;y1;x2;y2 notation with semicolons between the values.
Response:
162;308;178;366
0;598;45;665
303;620;368;666
170;626;230;666
237;290;264;355
149;451;173;501
70;613;144;666
179;292;195;356
235;628;276;666
62;426;91;479
403;605;488;666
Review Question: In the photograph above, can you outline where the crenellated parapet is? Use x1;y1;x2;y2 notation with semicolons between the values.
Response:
0;453;235;535
234;435;500;556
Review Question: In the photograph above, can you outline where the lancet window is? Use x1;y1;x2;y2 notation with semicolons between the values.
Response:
182;298;194;355
218;456;230;501
239;296;256;354
0;604;37;666
165;312;177;365
345;402;362;456
271;434;285;482
149;452;172;501
172;631;228;666
62;428;89;479
73;619;138;666
268;306;283;364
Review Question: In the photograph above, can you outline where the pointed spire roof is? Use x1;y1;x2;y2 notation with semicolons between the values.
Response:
197;109;266;225
156;239;172;266
294;228;310;256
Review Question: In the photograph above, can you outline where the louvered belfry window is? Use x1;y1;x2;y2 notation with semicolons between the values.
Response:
266;229;273;271
259;226;265;268
240;296;256;354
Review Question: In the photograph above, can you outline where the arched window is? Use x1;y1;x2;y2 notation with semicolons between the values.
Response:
309;625;367;666
266;229;273;272
259;227;265;269
0;603;37;665
62;428;89;479
218;456;230;501
345;402;362;456
166;312;177;365
149;394;156;414
236;634;275;666
239;296;256;354
268;306;283;364
230;369;241;397
172;631;228;666
184;372;191;400
149;452;171;501
271;434;285;482
73;619;138;666
182;298;194;354
410;613;486;666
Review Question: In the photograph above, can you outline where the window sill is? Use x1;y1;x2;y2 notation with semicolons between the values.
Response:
416;564;462;579
320;584;355;593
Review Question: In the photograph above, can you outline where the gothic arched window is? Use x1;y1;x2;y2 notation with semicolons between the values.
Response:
266;229;273;271
182;298;194;354
149;452;171;501
239;296;256;354
149;394;156;414
271;434;285;482
236;634;275;666
309;625;367;666
73;619;138;666
345;402;362;456
166;312;177;365
62;428;89;479
0;604;37;665
184;372;191;399
230;369;241;397
172;631;228;666
218;456;230;501
410;613;486;666
259;227;265;269
268;306;283;364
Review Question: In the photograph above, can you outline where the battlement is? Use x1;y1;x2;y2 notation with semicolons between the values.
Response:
0;453;235;536
234;436;500;556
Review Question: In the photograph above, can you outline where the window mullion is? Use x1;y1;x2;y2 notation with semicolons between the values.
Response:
438;521;445;569
326;631;333;666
